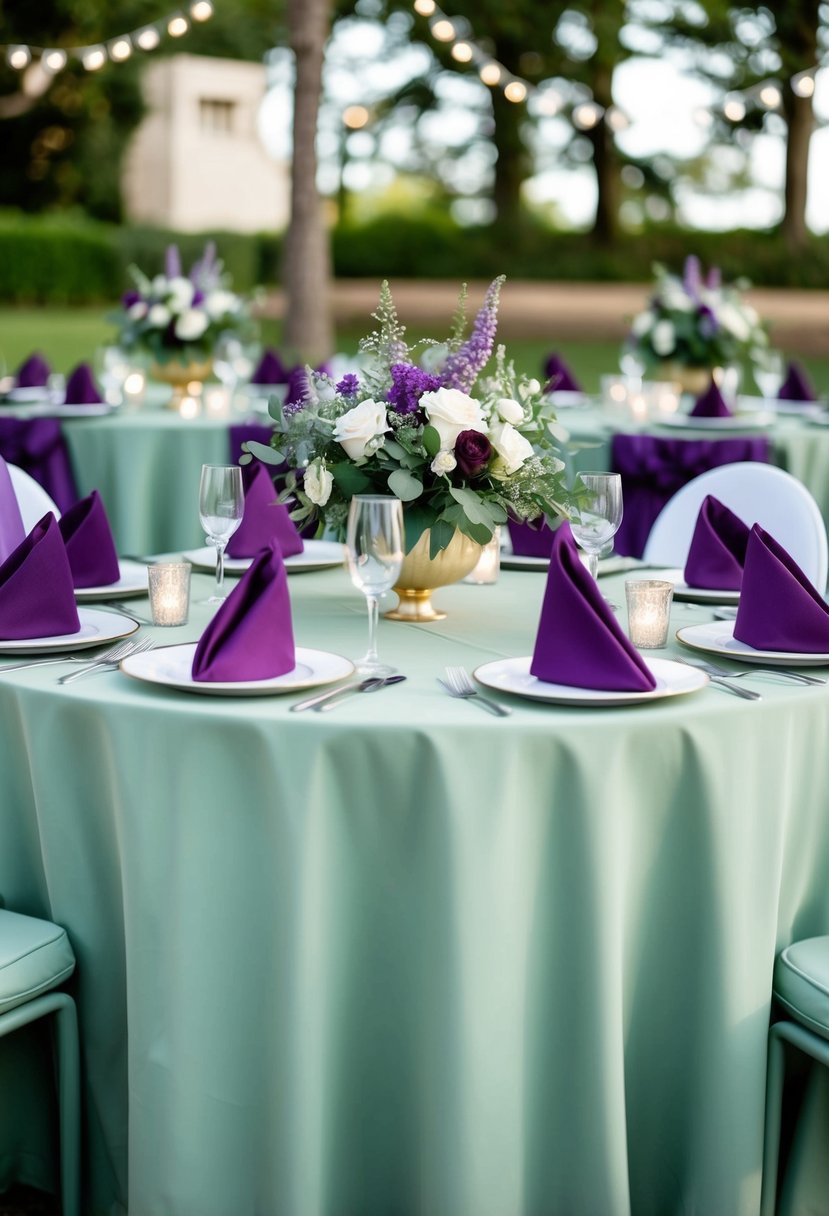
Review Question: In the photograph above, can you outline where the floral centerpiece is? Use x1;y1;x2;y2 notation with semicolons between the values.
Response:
242;276;575;560
624;255;769;378
113;242;254;366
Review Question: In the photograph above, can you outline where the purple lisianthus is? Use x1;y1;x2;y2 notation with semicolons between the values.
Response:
336;373;360;397
387;362;441;415
454;429;492;478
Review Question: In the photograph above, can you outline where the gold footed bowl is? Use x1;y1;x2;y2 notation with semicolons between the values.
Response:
385;528;483;622
151;357;214;410
655;362;714;396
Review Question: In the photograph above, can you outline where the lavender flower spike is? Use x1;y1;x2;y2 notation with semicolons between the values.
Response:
682;255;702;300
440;275;505;393
165;244;182;279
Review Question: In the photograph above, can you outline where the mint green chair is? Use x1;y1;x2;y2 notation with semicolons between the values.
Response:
761;936;829;1216
0;908;80;1216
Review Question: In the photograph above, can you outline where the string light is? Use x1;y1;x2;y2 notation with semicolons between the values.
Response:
792;70;816;98
1;2;211;75
451;41;473;63
504;80;527;104
430;19;456;42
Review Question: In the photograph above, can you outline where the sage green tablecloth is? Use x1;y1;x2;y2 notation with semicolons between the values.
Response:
1;565;829;1215
59;402;829;558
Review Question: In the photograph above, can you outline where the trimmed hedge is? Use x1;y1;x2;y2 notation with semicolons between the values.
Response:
1;209;828;305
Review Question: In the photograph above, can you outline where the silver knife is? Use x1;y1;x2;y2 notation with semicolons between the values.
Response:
291;675;405;712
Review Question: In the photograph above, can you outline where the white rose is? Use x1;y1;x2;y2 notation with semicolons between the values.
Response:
174;309;209;341
333;398;390;461
147;304;171;329
651;320;676;356
496;397;524;425
304;459;333;506
631;310;653;336
661;283;693;312
431;450;457;475
128;301;148;321
419;387;486;450
204;290;239;319
488;421;534;475
166;276;194;309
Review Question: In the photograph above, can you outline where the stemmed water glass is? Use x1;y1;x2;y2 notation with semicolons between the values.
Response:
569;471;623;581
198;464;244;603
213;334;258;407
345;495;404;676
753;349;784;401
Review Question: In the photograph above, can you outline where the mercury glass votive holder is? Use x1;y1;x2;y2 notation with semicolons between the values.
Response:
625;579;674;649
463;528;501;584
148;562;192;626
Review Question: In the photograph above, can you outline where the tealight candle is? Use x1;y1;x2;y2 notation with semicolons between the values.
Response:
625;579;674;649
148;562;192;626
464;528;501;585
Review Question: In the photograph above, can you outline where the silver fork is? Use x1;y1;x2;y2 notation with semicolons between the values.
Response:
678;656;825;686
1;636;145;675
440;665;511;717
675;658;761;701
57;637;154;685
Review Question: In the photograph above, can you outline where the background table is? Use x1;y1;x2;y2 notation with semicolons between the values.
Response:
1;563;829;1215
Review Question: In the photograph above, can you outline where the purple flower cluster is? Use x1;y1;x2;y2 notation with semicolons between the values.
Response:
336;373;360;397
696;304;719;337
387;362;441;415
440;276;504;393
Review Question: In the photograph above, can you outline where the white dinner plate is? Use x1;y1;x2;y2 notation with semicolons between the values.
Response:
627;567;741;605
657;411;775;431
182;540;345;575
5;386;54;403
500;553;550;571
73;559;149;602
0;608;139;656
676;620;829;666
472;655;708;707
120;642;354;696
55;402;115;417
738;394;823;418
546;390;590;408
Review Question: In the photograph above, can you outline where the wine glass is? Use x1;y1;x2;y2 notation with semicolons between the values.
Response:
569;472;623;581
213;333;259;407
753;349;784;401
345;495;404;676
198;464;244;603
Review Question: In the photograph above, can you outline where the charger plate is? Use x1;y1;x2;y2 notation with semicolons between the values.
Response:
183;539;344;575
472;655;708;707
74;559;148;602
0;608;138;656
676;621;829;666
120;642;354;696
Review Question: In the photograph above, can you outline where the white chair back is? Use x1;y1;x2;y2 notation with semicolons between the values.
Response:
643;462;829;592
7;463;61;531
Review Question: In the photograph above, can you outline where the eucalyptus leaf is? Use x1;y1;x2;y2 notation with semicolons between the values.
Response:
241;440;286;466
403;503;437;553
429;518;456;558
331;462;372;495
448;486;497;528
388;468;424;502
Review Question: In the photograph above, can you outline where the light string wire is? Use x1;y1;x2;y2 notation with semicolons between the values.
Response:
2;1;214;75
412;0;822;130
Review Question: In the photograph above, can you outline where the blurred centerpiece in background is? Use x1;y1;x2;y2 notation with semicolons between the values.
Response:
622;255;771;395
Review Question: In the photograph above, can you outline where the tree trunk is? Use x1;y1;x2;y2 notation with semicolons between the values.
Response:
284;0;334;364
588;115;620;245
490;87;531;229
781;85;813;252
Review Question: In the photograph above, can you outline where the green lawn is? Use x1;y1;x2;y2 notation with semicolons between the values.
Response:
2;306;827;396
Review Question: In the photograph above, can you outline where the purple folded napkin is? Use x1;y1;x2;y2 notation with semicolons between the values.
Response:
58;490;120;588
543;353;582;393
227;462;304;559
690;378;732;418
251;349;289;386
734;524;829;653
0;456;26;564
0;513;80;640
779;361;817;403
15;353;51;390
63;362;103;406
530;529;656;691
507;517;573;558
683;495;749;590
191;540;296;682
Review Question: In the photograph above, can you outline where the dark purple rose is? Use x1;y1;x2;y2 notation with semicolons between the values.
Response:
454;429;492;478
122;290;141;308
191;289;205;307
336;373;360;397
387;362;441;415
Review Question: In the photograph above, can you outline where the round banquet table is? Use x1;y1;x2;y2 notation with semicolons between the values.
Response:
1;563;829;1216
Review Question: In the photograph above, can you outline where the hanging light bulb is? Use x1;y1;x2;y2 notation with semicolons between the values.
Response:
723;96;746;122
135;26;161;51
451;41;473;63
792;70;816;98
759;83;782;109
109;36;133;62
504;80;527;104
81;45;107;71
189;0;214;20
42;48;68;73
168;15;189;37
479;62;502;87
572;101;603;130
413;0;436;14
431;19;455;41
7;45;31;70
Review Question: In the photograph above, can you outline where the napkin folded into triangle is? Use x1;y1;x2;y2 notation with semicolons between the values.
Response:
15;353;51;389
0;457;26;564
63;363;103;406
507;517;573;558
226;462;304;559
779;360;817;403
690;377;732;418
191;540;296;682
251;348;289;385
543;352;582;393
0;513;80;640
530;529;656;691
683;495;749;590
734;524;829;653
58;490;121;588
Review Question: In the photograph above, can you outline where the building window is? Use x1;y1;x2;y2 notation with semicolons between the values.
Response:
199;99;236;133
